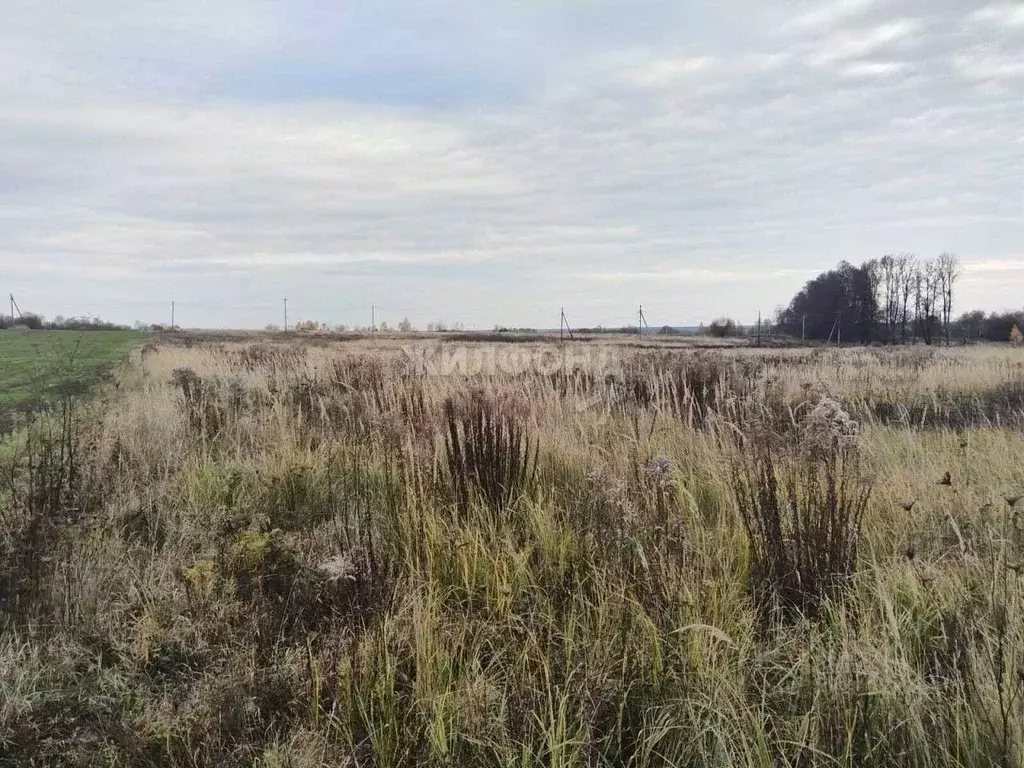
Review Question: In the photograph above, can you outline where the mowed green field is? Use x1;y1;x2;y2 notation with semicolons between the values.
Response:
0;329;149;424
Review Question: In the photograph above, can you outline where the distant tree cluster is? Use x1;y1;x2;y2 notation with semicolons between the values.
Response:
426;320;465;332
775;253;979;344
703;317;744;338
293;320;329;332
950;310;1024;343
0;313;44;330
775;260;882;344
0;313;130;331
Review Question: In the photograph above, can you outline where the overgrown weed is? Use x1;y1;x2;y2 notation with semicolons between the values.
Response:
3;338;1024;766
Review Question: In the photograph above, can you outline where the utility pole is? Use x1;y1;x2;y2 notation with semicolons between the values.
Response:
171;301;175;330
757;311;762;347
560;308;574;342
284;296;288;332
638;304;649;339
837;310;841;345
9;294;13;322
371;304;375;334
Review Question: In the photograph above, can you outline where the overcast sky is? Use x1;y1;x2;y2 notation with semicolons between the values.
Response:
1;0;1021;329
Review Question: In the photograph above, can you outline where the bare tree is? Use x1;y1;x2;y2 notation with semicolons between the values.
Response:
917;259;941;345
936;252;960;345
877;255;898;343
915;262;925;342
874;253;917;344
896;254;916;343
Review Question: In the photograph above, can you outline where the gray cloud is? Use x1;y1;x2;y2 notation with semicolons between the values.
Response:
0;0;1021;329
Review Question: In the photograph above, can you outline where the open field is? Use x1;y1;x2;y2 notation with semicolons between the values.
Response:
2;335;1024;766
0;329;150;432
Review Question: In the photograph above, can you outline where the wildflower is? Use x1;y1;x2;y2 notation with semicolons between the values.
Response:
800;396;859;456
319;554;357;583
644;455;675;488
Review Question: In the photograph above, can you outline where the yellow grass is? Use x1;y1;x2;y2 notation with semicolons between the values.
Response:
1;335;1023;766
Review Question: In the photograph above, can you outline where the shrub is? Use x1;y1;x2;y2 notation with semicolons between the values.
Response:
443;391;538;514
668;354;730;427
0;404;85;622
705;317;743;338
171;367;225;440
732;398;871;617
19;313;45;330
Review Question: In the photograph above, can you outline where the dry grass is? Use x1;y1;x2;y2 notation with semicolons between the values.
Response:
2;336;1024;766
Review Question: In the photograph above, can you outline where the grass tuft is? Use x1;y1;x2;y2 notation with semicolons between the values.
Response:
443;390;539;515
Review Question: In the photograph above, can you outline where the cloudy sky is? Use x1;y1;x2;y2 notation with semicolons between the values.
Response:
2;0;1021;329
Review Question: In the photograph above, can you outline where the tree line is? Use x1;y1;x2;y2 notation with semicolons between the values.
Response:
0;313;132;332
775;254;1023;344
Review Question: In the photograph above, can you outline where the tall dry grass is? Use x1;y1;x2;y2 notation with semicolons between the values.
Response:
1;337;1023;766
